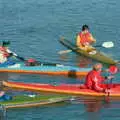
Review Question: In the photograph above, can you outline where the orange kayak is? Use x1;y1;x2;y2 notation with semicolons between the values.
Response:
3;81;120;98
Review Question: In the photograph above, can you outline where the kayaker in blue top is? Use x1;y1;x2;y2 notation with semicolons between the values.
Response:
0;91;12;101
0;41;17;66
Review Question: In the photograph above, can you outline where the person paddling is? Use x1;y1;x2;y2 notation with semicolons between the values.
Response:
76;25;96;52
0;41;17;66
83;63;114;92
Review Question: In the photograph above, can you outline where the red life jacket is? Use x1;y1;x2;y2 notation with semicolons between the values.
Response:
85;70;105;92
79;32;92;46
0;46;9;57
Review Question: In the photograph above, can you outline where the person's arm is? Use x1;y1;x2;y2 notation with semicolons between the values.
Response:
93;76;105;92
89;34;96;43
76;35;82;47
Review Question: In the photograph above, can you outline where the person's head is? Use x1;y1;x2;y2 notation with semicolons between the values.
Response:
2;41;10;48
82;25;89;32
93;63;103;71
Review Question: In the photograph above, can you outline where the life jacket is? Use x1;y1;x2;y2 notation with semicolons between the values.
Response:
0;47;9;57
85;70;105;92
79;32;92;46
0;46;10;63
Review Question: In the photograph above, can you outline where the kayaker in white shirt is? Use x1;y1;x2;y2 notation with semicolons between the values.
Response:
0;41;17;65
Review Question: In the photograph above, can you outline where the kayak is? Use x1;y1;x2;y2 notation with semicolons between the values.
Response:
3;81;120;98
59;38;117;65
0;93;69;109
0;62;91;77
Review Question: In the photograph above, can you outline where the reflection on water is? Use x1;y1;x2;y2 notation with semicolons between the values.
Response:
0;105;6;120
0;72;8;91
87;111;101;120
70;97;104;112
69;97;120;120
59;52;93;68
84;100;103;112
0;73;8;81
75;55;93;68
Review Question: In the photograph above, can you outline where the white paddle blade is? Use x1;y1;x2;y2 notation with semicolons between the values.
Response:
58;50;72;54
102;41;114;48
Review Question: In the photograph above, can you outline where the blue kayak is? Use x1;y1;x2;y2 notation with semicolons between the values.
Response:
0;62;91;77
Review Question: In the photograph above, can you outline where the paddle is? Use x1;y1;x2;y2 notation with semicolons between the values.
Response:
12;55;63;67
105;65;119;102
58;41;114;54
15;56;25;61
9;53;25;61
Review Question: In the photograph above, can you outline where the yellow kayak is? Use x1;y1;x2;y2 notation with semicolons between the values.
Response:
59;38;117;65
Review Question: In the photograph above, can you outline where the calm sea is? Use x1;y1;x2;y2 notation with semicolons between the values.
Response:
0;0;120;119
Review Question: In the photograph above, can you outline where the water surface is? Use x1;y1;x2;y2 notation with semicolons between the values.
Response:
0;0;120;119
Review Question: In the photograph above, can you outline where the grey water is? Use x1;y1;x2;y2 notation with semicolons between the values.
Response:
0;0;120;119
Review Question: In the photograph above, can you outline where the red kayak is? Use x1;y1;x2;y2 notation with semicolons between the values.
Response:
3;81;120;99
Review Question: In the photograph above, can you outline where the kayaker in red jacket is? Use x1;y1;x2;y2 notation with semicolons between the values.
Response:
76;25;96;52
84;63;114;92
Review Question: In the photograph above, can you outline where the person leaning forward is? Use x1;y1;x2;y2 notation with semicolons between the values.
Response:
80;63;114;92
76;25;96;52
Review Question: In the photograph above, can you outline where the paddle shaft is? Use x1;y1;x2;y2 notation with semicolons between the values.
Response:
107;78;113;97
59;38;114;54
59;44;111;54
104;78;113;103
15;55;61;66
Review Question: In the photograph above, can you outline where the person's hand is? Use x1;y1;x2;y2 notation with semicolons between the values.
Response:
91;40;96;44
84;42;90;46
107;76;114;80
9;53;13;56
105;89;111;93
104;69;109;72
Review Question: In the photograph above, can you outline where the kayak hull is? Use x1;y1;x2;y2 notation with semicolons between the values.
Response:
59;38;117;65
3;81;120;99
0;94;69;109
0;63;91;77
